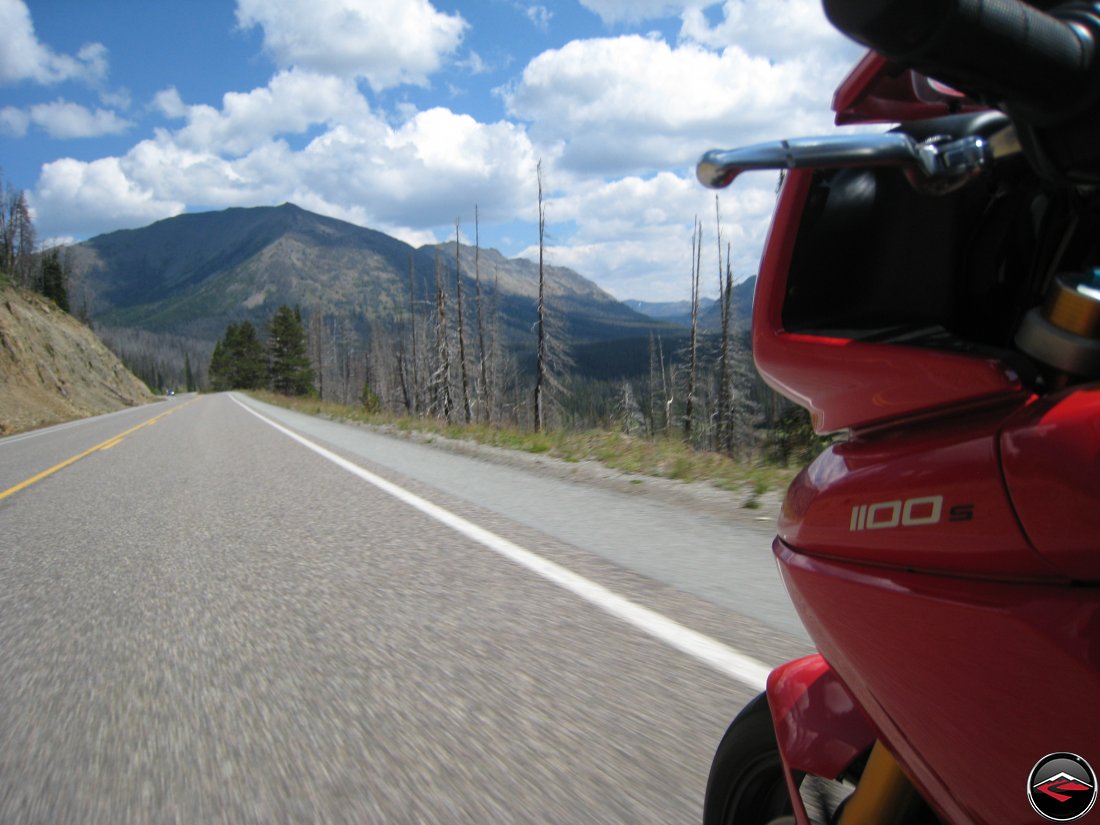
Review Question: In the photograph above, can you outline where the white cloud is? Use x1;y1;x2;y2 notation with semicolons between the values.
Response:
457;51;489;75
235;0;467;91
162;69;372;156
20;0;868;301
31;78;541;241
0;105;30;136
28;100;131;138
503;35;847;175
33;157;185;237
152;87;187;119
516;171;779;301
680;0;845;58
1;100;130;138
0;0;108;85
493;2;864;298
297;106;541;227
526;5;552;31
578;0;687;24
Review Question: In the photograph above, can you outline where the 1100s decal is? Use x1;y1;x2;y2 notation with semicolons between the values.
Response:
849;495;974;531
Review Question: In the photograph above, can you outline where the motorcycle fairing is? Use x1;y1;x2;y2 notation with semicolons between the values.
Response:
1001;384;1100;580
775;539;1100;825
833;52;987;125
778;402;1063;580
766;655;876;825
753;167;1027;434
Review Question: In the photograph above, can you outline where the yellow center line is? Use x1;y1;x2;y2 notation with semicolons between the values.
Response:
0;399;196;502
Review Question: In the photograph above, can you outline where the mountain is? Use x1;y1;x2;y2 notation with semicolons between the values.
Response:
67;203;672;351
0;282;154;434
623;299;693;324
625;278;756;329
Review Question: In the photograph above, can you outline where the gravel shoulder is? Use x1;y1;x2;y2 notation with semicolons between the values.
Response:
324;418;786;530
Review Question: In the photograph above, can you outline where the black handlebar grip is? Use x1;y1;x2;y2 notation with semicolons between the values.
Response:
823;0;1096;120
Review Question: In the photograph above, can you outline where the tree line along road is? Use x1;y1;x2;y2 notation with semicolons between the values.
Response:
0;392;811;824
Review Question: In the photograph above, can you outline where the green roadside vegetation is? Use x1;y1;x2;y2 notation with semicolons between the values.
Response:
244;389;803;507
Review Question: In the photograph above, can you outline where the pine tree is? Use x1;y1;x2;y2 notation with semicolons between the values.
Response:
209;320;268;390
39;248;69;312
209;339;231;391
184;353;195;392
267;305;313;395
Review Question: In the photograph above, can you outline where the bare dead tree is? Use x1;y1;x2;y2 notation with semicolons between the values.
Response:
487;236;506;426
684;216;702;441
648;333;660;435
658;334;675;436
726;259;761;458
431;250;454;420
534;161;548;432
1;186;35;288
308;305;325;399
715;196;735;453
528;162;578;431
454;219;473;423
473;205;491;424
405;252;419;414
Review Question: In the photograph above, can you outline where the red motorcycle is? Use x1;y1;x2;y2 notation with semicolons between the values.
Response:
697;1;1100;823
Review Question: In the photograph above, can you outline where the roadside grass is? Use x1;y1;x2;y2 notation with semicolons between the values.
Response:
246;391;801;504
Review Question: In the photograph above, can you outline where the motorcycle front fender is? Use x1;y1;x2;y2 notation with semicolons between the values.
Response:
767;654;877;781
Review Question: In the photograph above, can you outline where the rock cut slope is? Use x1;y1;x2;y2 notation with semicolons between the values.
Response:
0;283;155;435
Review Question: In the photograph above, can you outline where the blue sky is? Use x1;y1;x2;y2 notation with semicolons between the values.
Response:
1;0;863;301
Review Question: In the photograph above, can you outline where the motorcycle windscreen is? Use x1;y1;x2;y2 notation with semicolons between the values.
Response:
752;160;1030;433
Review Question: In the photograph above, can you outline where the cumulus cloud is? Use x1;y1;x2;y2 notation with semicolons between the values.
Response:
2;100;130;139
680;0;846;58
22;0;868;301
30;71;541;240
235;0;467;91
493;0;864;295
503;35;846;175
152;87;188;119
0;0;108;85
34;157;186;237
517;171;779;300
156;69;372;156
296;107;541;227
10;100;132;138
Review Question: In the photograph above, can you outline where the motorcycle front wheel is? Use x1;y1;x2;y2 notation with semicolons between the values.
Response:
703;692;795;825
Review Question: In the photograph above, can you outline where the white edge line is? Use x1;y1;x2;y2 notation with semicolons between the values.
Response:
231;393;770;692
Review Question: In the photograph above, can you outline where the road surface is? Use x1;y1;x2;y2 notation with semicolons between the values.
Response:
0;392;812;824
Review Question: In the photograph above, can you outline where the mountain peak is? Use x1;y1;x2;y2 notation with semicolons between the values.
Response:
66;202;669;347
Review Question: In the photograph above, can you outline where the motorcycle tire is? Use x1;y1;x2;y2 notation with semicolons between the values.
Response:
703;691;797;825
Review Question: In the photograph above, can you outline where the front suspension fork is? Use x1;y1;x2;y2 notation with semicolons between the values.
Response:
767;655;927;825
837;741;925;825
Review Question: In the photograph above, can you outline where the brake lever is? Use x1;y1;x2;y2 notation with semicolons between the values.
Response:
697;125;1021;194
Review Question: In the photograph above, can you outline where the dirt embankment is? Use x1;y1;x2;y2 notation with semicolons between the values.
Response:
0;282;156;435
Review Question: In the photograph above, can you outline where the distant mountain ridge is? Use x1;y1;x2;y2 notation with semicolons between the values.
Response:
626;279;755;329
67;203;672;350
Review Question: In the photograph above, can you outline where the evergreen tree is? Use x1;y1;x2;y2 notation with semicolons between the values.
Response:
39;248;70;312
209;320;267;390
267;305;313;395
209;339;230;390
233;321;268;389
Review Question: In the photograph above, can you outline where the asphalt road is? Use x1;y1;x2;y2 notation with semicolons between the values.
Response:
0;393;812;824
